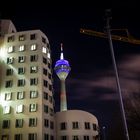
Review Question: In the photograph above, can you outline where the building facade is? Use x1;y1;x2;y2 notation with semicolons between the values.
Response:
0;20;55;140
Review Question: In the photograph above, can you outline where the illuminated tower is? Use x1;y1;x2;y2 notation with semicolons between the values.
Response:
54;44;71;111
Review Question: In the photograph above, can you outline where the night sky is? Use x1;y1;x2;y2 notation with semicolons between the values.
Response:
1;2;140;140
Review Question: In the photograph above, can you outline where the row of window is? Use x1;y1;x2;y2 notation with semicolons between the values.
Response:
7;33;48;44
4;91;53;103
2;118;54;129
6;67;51;78
60;135;98;140
2;104;54;115
60;122;98;131
7;45;50;56
5;79;52;90
1;134;99;140
1;133;54;140
7;55;51;66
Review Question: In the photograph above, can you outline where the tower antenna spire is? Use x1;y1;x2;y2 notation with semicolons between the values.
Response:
60;43;64;60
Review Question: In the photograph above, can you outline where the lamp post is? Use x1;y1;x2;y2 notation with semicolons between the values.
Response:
105;9;130;140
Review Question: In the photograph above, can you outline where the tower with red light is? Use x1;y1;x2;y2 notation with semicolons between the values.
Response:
54;43;71;111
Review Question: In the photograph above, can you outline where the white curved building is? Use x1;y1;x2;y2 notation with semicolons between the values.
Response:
55;110;99;140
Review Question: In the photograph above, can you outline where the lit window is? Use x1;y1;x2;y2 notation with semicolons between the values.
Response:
6;69;13;76
29;118;37;127
7;35;14;42
17;92;24;99
18;67;25;74
16;104;24;113
42;47;47;53
3;106;11;114
5;93;12;101
19;45;25;51
7;46;14;53
19;35;25;41
29;104;37;112
5;80;13;88
7;57;14;64
47;52;51;59
2;120;10;128
17;79;25;87
30;91;38;98
31;44;37;50
15;119;23;128
30;66;38;73
18;56;25;63
28;133;37;140
15;134;22;140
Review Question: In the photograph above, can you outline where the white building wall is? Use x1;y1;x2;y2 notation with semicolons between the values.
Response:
55;110;99;140
0;20;55;140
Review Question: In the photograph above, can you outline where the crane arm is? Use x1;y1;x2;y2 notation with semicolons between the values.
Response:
80;28;140;45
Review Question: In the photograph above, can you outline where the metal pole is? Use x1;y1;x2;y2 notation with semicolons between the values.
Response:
105;9;130;140
102;126;106;140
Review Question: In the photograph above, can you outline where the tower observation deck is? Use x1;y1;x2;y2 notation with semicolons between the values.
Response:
54;43;71;111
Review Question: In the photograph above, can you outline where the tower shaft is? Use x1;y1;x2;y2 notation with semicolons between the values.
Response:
60;79;67;111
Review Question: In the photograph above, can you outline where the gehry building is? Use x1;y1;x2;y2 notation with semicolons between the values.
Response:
0;20;99;140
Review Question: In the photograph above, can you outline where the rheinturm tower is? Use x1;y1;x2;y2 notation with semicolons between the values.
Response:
54;43;71;111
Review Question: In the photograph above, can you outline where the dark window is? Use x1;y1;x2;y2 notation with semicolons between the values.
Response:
15;119;23;128
30;55;38;62
61;136;67;140
2;135;9;140
15;134;22;140
43;80;48;87
30;78;38;85
44;119;49;128
72;122;79;129
28;133;37;140
85;122;90;129
72;136;79;140
30;34;36;40
49;84;52;91
29;118;37;127
18;67;25;74
2;120;10;128
6;69;13;76
42;37;46;43
44;105;48;113
44;134;49;140
84;136;89;140
50;121;54;129
43;68;47;76
44;92;48;100
48;73;51;79
43;57;47;64
93;123;97;131
17;79;25;87
50;135;54;140
5;80;13;88
60;122;67;130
